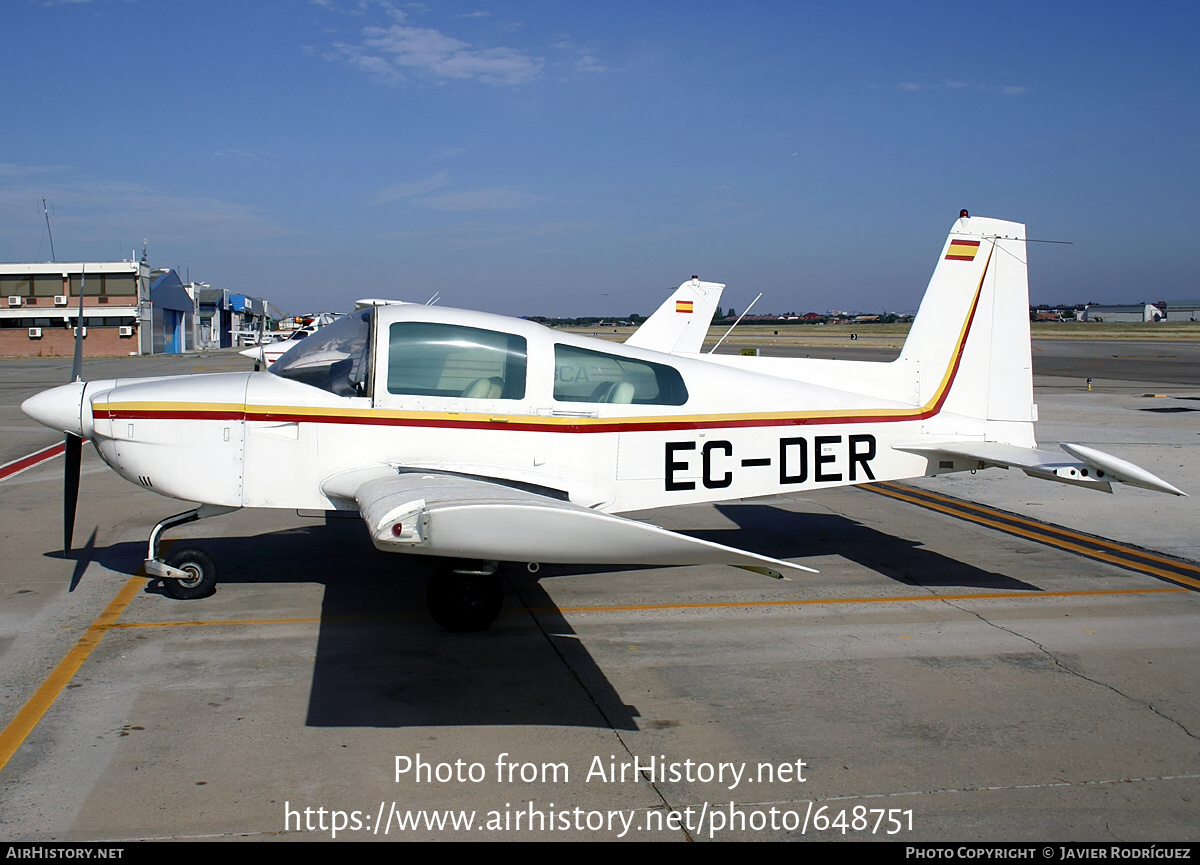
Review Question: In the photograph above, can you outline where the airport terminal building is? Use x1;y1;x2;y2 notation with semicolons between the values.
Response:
0;259;151;356
0;260;225;357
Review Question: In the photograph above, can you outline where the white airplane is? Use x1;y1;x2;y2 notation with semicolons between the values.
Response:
238;311;345;368
22;212;1184;631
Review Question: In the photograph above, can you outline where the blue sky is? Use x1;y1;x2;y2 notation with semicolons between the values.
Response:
2;0;1197;317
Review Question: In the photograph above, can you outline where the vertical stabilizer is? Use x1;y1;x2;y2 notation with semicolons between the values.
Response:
899;214;1034;446
626;277;725;354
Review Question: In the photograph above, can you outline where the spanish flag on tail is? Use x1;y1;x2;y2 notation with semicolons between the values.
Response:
945;239;980;261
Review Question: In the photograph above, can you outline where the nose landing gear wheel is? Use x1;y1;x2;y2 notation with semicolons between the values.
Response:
426;563;503;632
162;547;217;600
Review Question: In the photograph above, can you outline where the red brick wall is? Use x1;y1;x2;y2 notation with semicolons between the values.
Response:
0;327;138;357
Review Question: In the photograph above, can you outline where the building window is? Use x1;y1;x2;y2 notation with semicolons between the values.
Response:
32;275;65;297
0;275;32;297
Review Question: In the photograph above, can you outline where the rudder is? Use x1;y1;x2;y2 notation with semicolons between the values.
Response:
899;214;1034;446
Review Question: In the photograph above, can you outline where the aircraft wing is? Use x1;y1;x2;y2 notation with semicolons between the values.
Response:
352;472;816;577
895;441;1186;496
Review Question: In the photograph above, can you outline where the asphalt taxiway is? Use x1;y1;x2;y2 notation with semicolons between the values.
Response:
0;343;1196;841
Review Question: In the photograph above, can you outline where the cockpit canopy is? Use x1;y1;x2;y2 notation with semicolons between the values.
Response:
270;306;688;406
270;309;370;397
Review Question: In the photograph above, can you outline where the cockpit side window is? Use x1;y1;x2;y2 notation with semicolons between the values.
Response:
270;310;370;397
553;344;687;405
387;322;527;399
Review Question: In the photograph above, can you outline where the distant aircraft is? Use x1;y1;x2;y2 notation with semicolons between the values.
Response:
626;276;725;354
239;312;344;368
22;213;1184;631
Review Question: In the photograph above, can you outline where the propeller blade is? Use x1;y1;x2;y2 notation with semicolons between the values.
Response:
63;432;82;554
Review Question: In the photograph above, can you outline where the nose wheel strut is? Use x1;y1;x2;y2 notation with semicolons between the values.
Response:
143;504;238;599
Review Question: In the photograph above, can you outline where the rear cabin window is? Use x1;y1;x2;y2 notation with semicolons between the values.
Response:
387;322;527;399
553;344;687;405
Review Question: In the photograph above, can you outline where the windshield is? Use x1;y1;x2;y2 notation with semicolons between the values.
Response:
270;309;371;397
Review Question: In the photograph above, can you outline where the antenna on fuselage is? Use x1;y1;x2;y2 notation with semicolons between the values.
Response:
709;292;763;353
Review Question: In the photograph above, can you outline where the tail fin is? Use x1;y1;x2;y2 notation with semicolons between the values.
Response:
626;276;725;354
899;214;1034;446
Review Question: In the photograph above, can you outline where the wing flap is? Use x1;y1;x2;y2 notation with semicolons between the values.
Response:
355;472;816;575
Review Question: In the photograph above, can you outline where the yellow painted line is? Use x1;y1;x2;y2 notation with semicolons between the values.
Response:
105;613;419;629
0;576;142;773
1;578;1183;772
869;483;1200;591
542;586;1184;614
876;482;1193;571
34;584;1187;642
106;586;1184;624
873;482;1200;583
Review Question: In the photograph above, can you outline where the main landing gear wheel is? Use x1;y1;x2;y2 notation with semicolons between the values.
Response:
162;547;217;600
426;562;503;632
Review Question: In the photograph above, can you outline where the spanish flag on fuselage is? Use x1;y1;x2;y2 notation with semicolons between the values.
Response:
945;239;981;261
676;300;694;313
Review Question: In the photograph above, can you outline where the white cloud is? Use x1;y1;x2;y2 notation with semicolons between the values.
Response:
214;149;278;166
895;80;1027;96
573;53;608;74
335;46;407;84
415;188;542;211
551;35;610;75
372;169;450;203
328;19;542;86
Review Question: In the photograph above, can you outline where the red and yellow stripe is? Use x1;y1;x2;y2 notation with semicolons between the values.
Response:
93;247;992;436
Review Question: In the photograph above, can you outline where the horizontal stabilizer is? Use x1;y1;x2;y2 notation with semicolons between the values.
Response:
355;472;815;576
895;441;1185;496
354;298;411;309
1059;442;1186;497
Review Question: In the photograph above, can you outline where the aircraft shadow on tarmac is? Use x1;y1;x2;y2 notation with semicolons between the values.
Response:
58;517;641;731
56;499;1035;730
708;503;1040;591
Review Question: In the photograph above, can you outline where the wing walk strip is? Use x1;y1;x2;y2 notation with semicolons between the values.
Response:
867;481;1200;591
